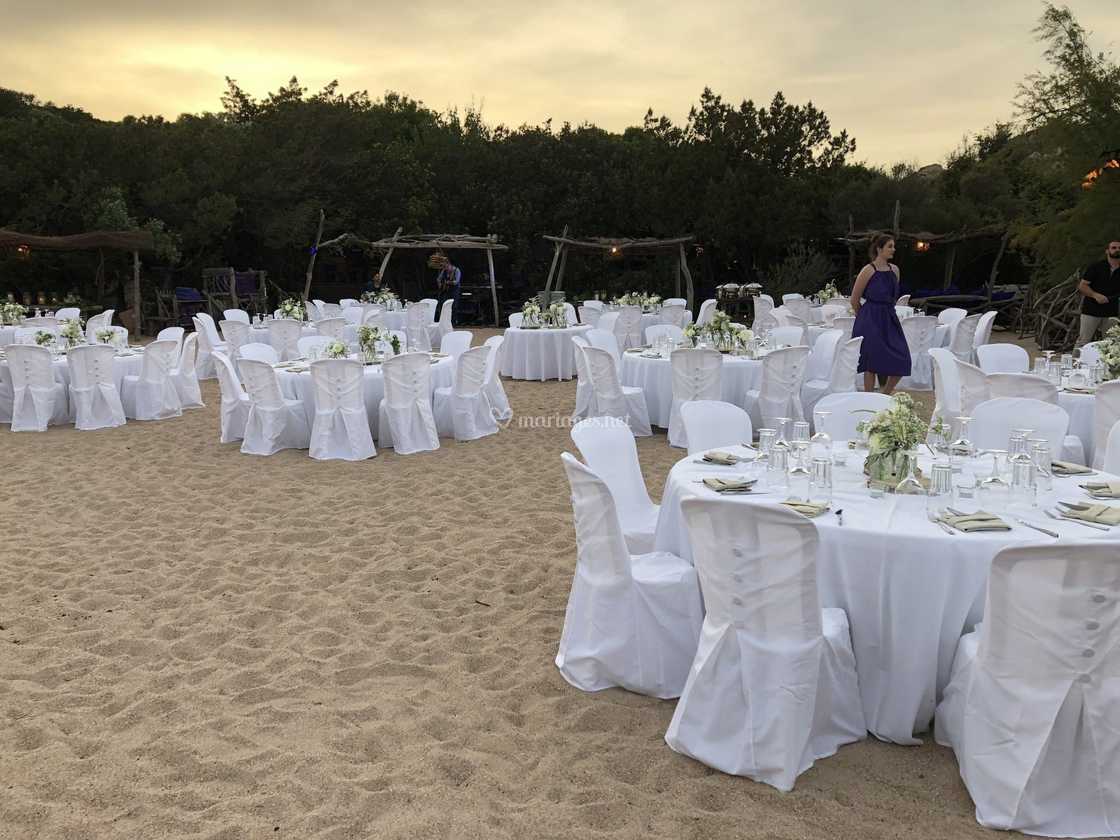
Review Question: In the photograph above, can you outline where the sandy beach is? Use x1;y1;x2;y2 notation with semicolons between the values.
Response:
1;330;1003;839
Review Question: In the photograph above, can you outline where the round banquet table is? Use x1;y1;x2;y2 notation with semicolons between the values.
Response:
248;323;319;347
653;444;1120;744
0;350;144;421
619;350;763;428
500;325;591;381
1058;389;1096;465
274;355;454;439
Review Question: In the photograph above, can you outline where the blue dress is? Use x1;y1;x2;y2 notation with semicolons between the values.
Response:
852;267;911;376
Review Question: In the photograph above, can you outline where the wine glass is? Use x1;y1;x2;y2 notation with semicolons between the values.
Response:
978;450;1010;510
895;448;924;495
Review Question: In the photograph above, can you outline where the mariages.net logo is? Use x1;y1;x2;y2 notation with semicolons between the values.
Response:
500;414;629;430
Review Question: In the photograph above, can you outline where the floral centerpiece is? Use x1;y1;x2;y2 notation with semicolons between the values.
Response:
357;325;399;360
323;340;348;359
277;298;305;320
521;300;542;328
1;301;27;325
361;289;399;307
612;292;661;311
1096;323;1120;381
683;311;753;353
35;330;54;347
59;318;84;348
855;393;927;486
544;301;568;328
96;328;118;345
818;281;841;301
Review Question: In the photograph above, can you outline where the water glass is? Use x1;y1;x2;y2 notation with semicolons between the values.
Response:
926;463;954;520
792;421;811;447
809;457;833;506
1060;353;1073;372
1030;441;1053;494
766;446;789;492
756;428;776;465
1009;457;1036;508
1032;357;1047;376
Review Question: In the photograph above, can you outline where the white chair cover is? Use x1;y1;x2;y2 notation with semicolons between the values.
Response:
238;342;280;366
377;353;439;454
54;306;80;321
67;344;126;431
6;344;68;431
972;310;997;350
668;348;723;448
1092;382;1120;469
360;305;383;325
898;315;938;389
667;498;865;791
695;299;718;327
439;331;472;360
508;313;524;329
297;336;332;358
267;319;303;361
596;311;619;336
680;400;753;455
832;315;855;342
577;305;601;327
418;298;438;322
987;372;1057;403
935;542;1120;837
191;315;224;379
930;347;962;432
769;325;806;347
239;358;311;455
83;311;112;344
316;317;347;340
781;293;804;303
1104;419;1120;474
804;328;842;382
88;325;127;347
211;351;250;443
434;345;498;441
563;302;578;327
583;345;652;436
571;416;660;554
482;336;511;422
437;300;454;340
308;359;377;460
646;324;684;345
802;335;862;418
970;397;1070;463
342;307;363;326
171;332;204;409
785;296;811;323
659;304;687;329
744;346;810;429
156;326;184;349
752;296;775;333
223;308;250;324
938;307;967;327
614;306;643;351
556;453;703;698
977;343;1029;373
812;391;892;441
586;328;622;371
406;303;433;352
949;313;982;362
307;300;325;321
1080;341;1103;368
896;294;911;306
664;297;687;308
955;358;991;416
121;339;182;421
339;298;359;309
219;320;251;360
321;302;344;319
570;338;596;423
582;300;606;311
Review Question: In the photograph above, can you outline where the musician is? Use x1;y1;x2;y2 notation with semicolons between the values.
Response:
435;256;461;324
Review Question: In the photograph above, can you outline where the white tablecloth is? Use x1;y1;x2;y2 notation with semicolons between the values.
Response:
619;351;763;428
653;446;1120;743
275;356;454;439
500;325;591;381
1059;390;1096;465
248;324;319;347
0;326;17;346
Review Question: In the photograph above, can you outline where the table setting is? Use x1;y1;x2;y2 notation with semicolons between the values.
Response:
501;301;591;381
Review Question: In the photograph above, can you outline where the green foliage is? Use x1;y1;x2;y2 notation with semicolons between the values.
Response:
763;242;836;298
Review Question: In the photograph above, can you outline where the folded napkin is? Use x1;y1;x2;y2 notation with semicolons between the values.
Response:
702;451;741;466
701;477;756;494
1063;386;1096;394
1080;481;1120;499
1061;503;1120;526
781;500;830;518
1052;460;1094;476
942;511;1011;533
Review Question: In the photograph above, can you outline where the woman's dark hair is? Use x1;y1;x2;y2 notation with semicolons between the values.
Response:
868;233;894;261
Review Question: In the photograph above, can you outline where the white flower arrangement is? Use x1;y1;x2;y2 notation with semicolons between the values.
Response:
1097;323;1120;381
96;328;117;344
361;289;398;306
278;298;305;320
612;292;662;310
521;300;542;326
34;330;54;347
736;326;754;345
546;302;568;328
1;301;27;324
323;340;348;359
682;309;751;350
59;318;84;347
818;281;841;301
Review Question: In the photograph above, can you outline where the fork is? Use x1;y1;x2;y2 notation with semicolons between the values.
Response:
1045;507;1110;531
1011;516;1059;538
928;512;956;535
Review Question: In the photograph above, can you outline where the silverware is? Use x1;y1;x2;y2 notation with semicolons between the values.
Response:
1011;516;1059;538
1044;508;1110;531
1057;500;1091;510
835;509;844;527
928;514;956;535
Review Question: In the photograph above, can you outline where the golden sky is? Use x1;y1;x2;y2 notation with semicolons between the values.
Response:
4;0;1118;165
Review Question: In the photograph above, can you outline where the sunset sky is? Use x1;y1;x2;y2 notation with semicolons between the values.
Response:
4;0;1118;166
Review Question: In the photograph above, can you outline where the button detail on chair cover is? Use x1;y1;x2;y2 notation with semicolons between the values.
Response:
1091;594;1106;603
1086;620;1100;630
1082;649;1095;657
1078;674;1092;683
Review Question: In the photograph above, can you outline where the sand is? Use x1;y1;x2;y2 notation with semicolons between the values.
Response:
0;329;1012;839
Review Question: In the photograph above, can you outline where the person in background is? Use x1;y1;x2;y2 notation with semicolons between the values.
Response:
362;272;383;296
435;257;461;326
1076;240;1120;346
850;233;911;395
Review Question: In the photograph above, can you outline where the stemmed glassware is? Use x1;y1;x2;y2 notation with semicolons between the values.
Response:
978;450;1010;509
810;410;832;461
895;448;924;495
950;415;973;468
756;429;776;472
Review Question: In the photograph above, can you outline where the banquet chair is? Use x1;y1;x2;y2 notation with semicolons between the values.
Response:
67;344;126;431
1079;341;1102;368
758;294;775;307
977;343;1029;374
321;302;344;319
935;542;1120;837
223;308;250;324
0;360;12;422
315;317;348;340
571;415;661;555
804;329;842;385
781;293;804;303
339;298;359;309
406;303;433;352
596;311;619;338
802;336;863;418
586;328;622;371
784;296;812;324
751;296;774;333
238;342;280;367
191;314;225;379
342;307;364;326
949;313;982;363
89;325;128;348
972;310;997;352
434;345;498;442
696;298;718;327
769;325;806;348
54;307;81;321
306;300;325;321
744;346;811;430
680;400;753;455
267;318;303;362
556;452;702;698
614;306;643;351
570;339;597;423
832;315;855;342
938;307;967;328
361;306;384;326
987;372;1057;403
211;351;250;443
898;315;938;389
219;319;251;361
439;330;473;360
563;302;578;327
436;300;455;341
930;347;963;432
482;336;511;422
645;324;684;345
970;397;1071;463
955;358;991;417
25;316;60;330
377;353;439;453
297;336;332;358
754;311;779;336
14;326;57;344
419;298;438;322
156;326;185;349
896;294;911;307
83;310;113;344
812;391;892;441
577;305;601;327
664;297;687;308
667;498;865;791
668;348;723;448
659;304;688;329
308;359;376;461
170;332;204;409
508;313;524;329
582;300;606;312
238;358;311;455
1091;381;1120;469
120;340;182;421
817;304;846;326
1103;419;1120;474
582;345;652;437
5;345;68;431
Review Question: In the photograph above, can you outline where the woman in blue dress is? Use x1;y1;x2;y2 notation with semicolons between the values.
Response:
850;234;911;395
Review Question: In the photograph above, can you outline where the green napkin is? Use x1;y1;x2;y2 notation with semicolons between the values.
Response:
1080;482;1120;499
781;500;830;518
1061;503;1120;526
702;451;741;465
702;477;756;494
1052;460;1093;476
943;511;1011;532
1063;386;1096;394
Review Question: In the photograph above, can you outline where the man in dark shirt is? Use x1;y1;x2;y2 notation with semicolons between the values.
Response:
1077;240;1120;346
435;257;461;326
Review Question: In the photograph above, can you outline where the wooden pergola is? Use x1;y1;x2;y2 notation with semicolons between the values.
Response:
541;227;697;309
0;228;156;334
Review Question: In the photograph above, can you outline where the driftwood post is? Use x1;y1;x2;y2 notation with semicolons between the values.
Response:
892;200;901;238
378;227;403;280
132;250;142;337
679;243;695;312
943;244;958;290
302;209;326;301
675;258;681;298
229;267;238;310
554;244;569;292
486;247;499;326
543;224;567;293
987;232;1011;304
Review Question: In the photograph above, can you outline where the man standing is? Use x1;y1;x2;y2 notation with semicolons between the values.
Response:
436;256;461;326
1077;240;1120;346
